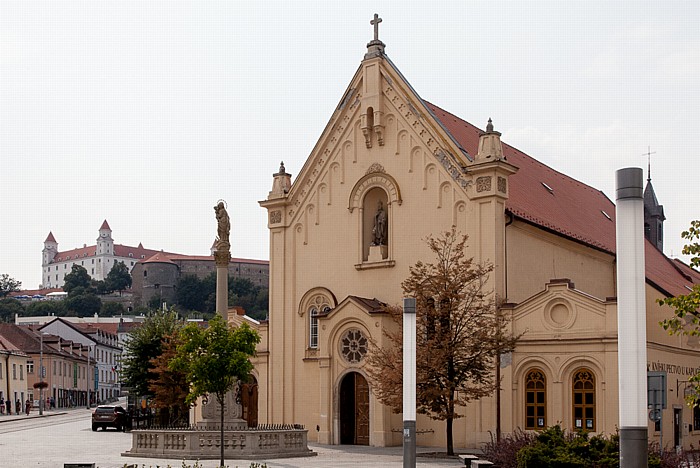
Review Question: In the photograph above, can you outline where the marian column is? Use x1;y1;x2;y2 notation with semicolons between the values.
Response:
214;201;231;320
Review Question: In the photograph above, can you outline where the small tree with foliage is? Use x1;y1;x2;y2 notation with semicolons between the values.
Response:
0;274;21;298
367;229;520;455
105;261;132;295
659;220;700;405
122;309;183;397
171;315;260;467
0;298;24;322
148;332;189;425
62;265;94;295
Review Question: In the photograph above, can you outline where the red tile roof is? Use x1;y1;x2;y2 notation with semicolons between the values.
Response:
45;232;57;243
100;220;111;231
424;101;696;299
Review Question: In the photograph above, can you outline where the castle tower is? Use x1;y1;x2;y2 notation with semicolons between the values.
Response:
96;220;114;256
42;232;58;266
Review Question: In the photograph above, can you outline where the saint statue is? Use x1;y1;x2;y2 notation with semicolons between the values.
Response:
372;200;387;246
214;201;230;250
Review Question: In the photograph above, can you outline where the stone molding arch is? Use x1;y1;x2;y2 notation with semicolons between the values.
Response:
298;286;337;317
513;357;556;386
348;170;402;213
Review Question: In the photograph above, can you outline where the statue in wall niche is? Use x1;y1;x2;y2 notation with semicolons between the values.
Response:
372;200;388;246
214;201;230;251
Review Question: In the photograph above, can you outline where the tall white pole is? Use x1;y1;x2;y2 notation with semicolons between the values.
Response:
615;167;647;467
403;297;416;468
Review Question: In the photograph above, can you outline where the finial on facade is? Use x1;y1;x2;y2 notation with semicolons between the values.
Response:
364;13;386;59
278;161;286;174
643;146;656;183
486;118;494;133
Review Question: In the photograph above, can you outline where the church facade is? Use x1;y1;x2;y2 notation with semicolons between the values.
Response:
249;24;700;451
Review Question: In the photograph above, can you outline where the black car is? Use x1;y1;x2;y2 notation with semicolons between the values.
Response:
91;405;129;431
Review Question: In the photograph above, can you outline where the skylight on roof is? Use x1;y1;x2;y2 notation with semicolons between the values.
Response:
601;210;612;220
541;182;553;193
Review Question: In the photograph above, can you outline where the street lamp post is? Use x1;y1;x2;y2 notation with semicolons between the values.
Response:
403;297;416;468
86;345;91;409
39;333;43;416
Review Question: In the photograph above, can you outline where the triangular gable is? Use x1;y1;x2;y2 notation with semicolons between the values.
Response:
278;53;482;225
320;295;386;320
508;279;610;339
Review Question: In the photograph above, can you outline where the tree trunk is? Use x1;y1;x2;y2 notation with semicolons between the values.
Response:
447;414;454;456
219;393;225;468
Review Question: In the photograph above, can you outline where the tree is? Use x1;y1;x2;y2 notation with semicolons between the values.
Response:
25;299;67;317
171;315;260;467
0;274;21;298
659;220;700;405
63;265;94;295
366;229;519;455
122;309;183;397
0;298;24;322
101;301;125;317
175;274;209;312
105;261;132;295
148;332;189;425
65;293;102;317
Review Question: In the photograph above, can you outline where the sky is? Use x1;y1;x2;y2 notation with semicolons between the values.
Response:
1;1;698;290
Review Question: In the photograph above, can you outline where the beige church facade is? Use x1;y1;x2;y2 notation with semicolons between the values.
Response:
236;26;700;451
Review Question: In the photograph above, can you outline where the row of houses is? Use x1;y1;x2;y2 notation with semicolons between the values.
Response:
0;316;134;409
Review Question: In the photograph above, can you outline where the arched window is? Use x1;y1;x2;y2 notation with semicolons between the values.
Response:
525;369;546;429
572;368;596;431
309;307;319;349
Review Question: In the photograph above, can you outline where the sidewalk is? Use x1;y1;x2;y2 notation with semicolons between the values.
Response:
0;405;78;423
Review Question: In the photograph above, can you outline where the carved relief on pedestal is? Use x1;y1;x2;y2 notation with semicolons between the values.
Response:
270;210;282;224
476;176;492;193
498;176;507;194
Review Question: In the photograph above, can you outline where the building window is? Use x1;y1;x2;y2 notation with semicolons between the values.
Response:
19;365;23;380
340;329;369;363
572;368;596;431
309;307;319;349
27;361;34;374
525;369;547;429
12;364;16;379
693;406;700;432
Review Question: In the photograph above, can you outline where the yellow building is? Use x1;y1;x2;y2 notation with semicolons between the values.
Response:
247;24;699;451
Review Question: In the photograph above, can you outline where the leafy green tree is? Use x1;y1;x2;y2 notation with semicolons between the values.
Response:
122;309;183;398
63;265;94;295
175;274;209;312
25;299;67;317
0;298;24;322
171;315;260;467
0;274;21;298
105;261;132;295
366;229;520;455
659;220;700;405
65;292;102;317
101;301;125;317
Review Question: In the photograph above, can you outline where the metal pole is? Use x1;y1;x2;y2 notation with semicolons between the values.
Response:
86;345;90;409
39;333;43;415
615;168;648;467
403;297;416;468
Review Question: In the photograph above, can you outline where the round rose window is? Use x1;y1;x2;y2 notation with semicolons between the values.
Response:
340;329;368;364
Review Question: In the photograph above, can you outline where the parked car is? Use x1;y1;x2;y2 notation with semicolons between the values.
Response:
91;405;129;431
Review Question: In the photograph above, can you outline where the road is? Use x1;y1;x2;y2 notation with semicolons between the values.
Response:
0;407;462;468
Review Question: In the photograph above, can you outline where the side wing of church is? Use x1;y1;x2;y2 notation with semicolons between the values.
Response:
252;21;700;450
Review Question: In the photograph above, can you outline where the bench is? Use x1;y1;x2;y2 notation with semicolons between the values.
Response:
458;454;479;466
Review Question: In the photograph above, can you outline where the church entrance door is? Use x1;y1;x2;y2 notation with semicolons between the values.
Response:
339;372;369;445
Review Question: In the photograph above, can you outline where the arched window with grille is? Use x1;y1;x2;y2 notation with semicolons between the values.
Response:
525;369;546;429
309;307;319;349
572;368;596;431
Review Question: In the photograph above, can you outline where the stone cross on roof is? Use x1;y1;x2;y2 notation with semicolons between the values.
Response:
371;14;382;41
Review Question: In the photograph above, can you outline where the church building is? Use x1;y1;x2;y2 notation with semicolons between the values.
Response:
249;18;700;451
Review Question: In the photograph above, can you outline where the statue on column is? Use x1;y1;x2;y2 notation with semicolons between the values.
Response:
372;200;387;246
214;201;230;252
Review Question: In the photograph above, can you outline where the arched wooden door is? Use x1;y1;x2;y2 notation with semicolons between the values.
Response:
339;372;369;445
241;376;258;427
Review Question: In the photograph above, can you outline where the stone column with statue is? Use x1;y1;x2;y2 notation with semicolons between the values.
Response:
214;200;231;321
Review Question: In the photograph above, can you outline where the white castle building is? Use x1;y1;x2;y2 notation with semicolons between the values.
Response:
41;220;169;289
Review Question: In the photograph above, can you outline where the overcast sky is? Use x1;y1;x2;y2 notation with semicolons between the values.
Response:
1;1;698;290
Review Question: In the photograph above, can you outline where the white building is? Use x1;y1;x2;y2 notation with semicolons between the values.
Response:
42;220;171;289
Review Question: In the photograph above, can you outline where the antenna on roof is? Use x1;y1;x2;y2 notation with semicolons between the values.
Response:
642;146;656;183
